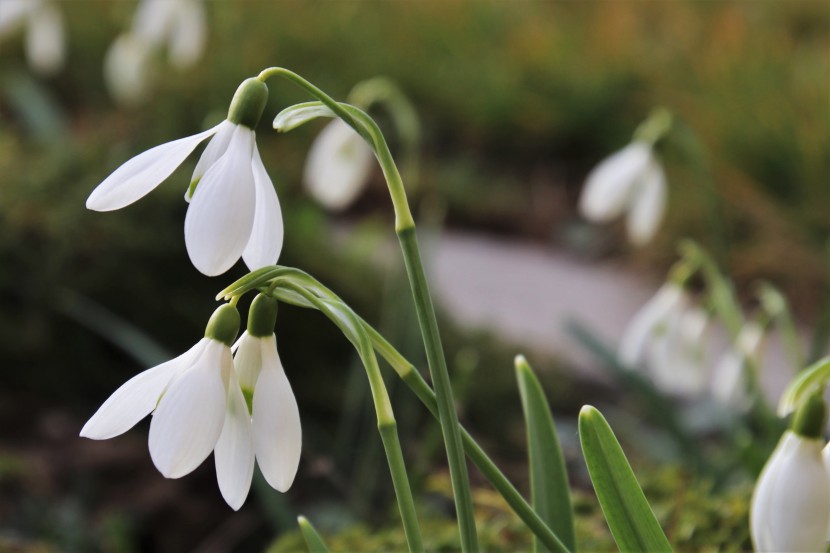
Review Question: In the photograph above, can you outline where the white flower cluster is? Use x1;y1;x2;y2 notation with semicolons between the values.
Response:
81;298;300;510
620;282;764;405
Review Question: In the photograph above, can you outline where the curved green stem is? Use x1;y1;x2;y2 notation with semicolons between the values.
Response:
279;281;423;553
231;269;571;553
257;66;478;551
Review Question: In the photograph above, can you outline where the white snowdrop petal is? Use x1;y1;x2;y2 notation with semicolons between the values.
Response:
752;433;830;552
86;124;221;211
751;432;793;551
579;142;652;222
149;340;229;478
168;0;206;68
242;147;284;270
304;120;374;211
214;368;255;510
618;283;685;368
25;3;64;76
253;337;301;492
233;331;262;392
627;159;667;246
132;0;174;46
80;340;206;440
188;120;235;201
184;126;257;276
0;0;37;35
104;33;154;107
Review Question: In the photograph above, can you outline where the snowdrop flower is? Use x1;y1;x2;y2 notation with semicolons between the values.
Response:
751;394;829;552
87;78;284;277
711;322;765;409
0;0;65;76
217;294;301;508
81;304;241;487
619;282;688;369
647;305;710;396
105;0;206;105
579;141;667;246
304;119;374;211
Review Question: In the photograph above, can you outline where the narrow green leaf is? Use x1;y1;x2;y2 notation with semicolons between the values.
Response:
777;357;830;416
297;516;331;553
515;356;575;553
578;406;673;553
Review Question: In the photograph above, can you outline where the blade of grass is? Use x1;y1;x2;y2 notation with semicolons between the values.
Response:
515;356;576;553
578;406;673;553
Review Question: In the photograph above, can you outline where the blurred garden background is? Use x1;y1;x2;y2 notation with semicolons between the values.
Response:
0;1;828;551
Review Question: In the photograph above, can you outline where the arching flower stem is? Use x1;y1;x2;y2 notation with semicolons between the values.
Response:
276;281;423;553
256;67;477;552
221;267;572;553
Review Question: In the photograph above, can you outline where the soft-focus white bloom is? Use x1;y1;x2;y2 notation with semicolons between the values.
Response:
620;282;710;396
86;89;283;276
304;119;374;211
619;282;687;368
0;0;65;76
81;337;232;480
647;305;710;396
579;141;667;246
751;431;830;552
217;330;302;508
105;0;206;105
711;322;764;409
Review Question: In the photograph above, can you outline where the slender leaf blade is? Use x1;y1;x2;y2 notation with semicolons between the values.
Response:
297;516;331;553
515;356;575;553
578;406;673;553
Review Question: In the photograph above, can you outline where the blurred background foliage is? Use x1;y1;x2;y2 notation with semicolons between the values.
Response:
0;1;827;551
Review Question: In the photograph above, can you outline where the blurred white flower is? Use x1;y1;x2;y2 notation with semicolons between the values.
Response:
81;336;233;479
647;306;710;396
86;79;283;276
0;0;65;76
751;430;830;552
304;119;374;211
105;0;206;105
579;141;666;246
710;322;764;409
619;282;687;368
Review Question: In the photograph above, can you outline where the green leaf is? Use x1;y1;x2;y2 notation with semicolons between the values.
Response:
297;516;331;553
273;101;335;132
578;406;673;553
777;357;830;416
515;356;576;553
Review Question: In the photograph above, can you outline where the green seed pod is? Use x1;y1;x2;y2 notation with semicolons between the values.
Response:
247;293;278;338
227;78;269;129
205;304;241;346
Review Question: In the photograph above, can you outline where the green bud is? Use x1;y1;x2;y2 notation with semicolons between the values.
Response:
247;293;278;338
791;392;827;440
227;78;269;129
205;304;241;346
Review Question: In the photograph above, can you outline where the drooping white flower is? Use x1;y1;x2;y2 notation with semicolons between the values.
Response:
0;0;65;76
619;282;688;369
216;294;301;509
647;305;710;396
710;322;765;409
579;141;667;246
304;119;374;211
751;430;830;551
81;304;240;486
105;0;206;105
87;78;283;277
